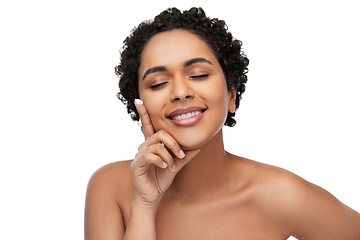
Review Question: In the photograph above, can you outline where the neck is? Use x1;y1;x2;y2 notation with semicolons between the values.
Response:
168;129;232;203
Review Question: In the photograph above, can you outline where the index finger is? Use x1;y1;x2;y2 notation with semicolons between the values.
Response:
134;99;155;140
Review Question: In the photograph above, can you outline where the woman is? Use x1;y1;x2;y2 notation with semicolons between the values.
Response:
85;7;360;239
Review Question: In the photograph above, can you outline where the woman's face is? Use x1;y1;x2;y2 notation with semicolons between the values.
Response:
138;29;236;150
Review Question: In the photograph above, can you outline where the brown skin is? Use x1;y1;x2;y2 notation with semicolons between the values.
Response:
85;30;360;240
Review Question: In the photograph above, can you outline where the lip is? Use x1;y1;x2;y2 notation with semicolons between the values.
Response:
167;106;207;127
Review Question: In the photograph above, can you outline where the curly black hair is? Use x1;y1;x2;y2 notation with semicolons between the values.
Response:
115;7;249;127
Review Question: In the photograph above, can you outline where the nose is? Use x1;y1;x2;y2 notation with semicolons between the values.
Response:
170;76;194;102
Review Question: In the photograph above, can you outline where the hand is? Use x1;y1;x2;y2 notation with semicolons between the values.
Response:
131;100;200;207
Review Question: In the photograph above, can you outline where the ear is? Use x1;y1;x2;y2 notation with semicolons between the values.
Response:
228;88;237;112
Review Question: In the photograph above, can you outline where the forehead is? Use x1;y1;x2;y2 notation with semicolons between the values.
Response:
139;30;218;74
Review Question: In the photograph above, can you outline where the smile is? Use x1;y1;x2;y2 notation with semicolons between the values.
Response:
167;107;207;127
171;110;203;120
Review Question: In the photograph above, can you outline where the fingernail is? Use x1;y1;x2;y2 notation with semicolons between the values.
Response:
179;150;185;158
162;162;168;168
134;99;143;105
171;165;176;172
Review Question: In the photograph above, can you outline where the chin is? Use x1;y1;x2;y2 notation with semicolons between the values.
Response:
154;119;225;151
179;143;203;151
173;132;213;151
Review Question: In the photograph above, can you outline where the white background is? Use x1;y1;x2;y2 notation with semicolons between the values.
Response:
1;0;359;239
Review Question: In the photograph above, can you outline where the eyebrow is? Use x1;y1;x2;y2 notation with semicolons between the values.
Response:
142;57;212;80
142;66;167;80
184;57;213;67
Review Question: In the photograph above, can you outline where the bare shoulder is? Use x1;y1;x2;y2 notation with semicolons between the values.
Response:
233;157;309;210
85;160;133;240
86;160;134;209
88;160;132;185
231;155;306;192
238;157;360;239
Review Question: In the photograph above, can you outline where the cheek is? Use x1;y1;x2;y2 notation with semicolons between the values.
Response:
200;79;229;107
141;93;167;131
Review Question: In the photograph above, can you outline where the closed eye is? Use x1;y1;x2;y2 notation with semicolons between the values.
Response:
190;74;209;79
150;82;168;89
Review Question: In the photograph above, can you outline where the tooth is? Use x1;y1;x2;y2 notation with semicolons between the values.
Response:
172;111;204;120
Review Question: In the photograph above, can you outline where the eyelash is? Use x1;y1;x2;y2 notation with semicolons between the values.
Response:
190;74;209;79
150;74;209;89
150;82;167;89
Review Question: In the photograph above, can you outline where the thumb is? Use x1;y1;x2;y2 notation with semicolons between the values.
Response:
173;148;201;173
